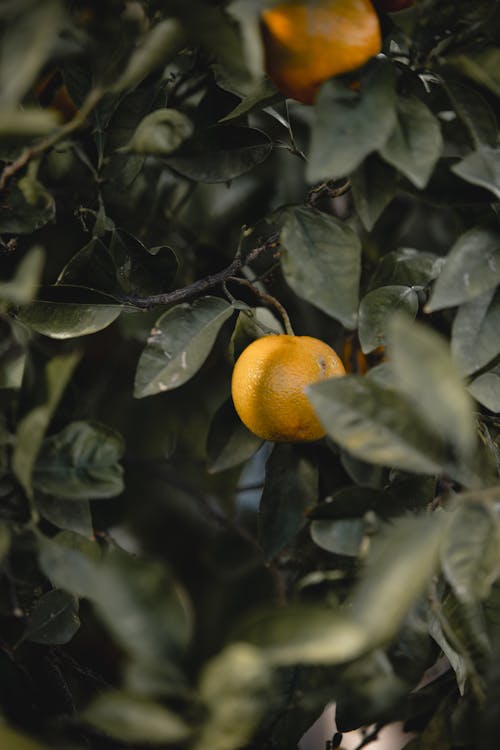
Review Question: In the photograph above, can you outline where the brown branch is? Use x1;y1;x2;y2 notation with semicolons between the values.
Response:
0;86;105;191
123;232;280;310
307;178;351;207
227;276;294;335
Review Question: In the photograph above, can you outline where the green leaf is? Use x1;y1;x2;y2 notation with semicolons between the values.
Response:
444;78;498;149
308;376;447;476
368;247;444;290
428;612;467;695
451;289;500;375
310;518;365;557
134;296;233;398
379;95;443;188
12;352;80;498
0;108;59;136
0;184;55;234
108;230;178;297
307;57;396;182
38;531;101;599
23;589;80;645
441;500;500;605
426;226;500;312
351;153;397;231
358;285;419;354
35;494;93;537
450;48;500;99
128;109;194;155
0;247;45;305
468;371;500;413
388;315;476;461
166;126;272;183
452;147;500;201
259;444;318;562
0;725;52;750
111;19;187;93
195;643;273;750
33;421;125;500
18;285;123;339
83;691;191;744
280;206;361;329
56;237;117;293
206;398;262;474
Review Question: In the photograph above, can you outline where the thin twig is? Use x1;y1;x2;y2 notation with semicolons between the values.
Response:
228;275;294;336
1;86;105;191
307;178;351;207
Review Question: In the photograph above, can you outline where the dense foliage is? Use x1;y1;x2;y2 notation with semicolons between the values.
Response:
1;1;500;748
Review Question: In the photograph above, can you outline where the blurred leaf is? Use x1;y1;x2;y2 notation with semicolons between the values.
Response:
195;643;273;750
82;690;191;744
280;206;361;329
33;421;124;500
427;611;467;695
358;285;419;354
134;296;233;397
12;352;80;498
351;153;397;231
388;315;476;461
206;398;262;473
444;79;498;149
128;109;194;155
441;500;500;604
35;494;93;537
0;522;11;564
452;147;500;200
18;286;123;339
450;48;500;99
310;518;365;557
0;725;52;750
426;226;500;311
112;19;187;94
403;696;453;750
259;444;318;561
0;108;59;136
0;185;55;234
0;247;45;305
368;248;444;290
0;0;64;107
23;588;80;645
468;371;500;413
166;126;272;182
38;531;102;599
307;57;396;182
109;230;178;297
308;376;448;476
379;95;443;188
452;289;500;375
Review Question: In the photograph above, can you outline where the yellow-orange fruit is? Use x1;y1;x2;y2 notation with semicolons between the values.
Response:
231;334;345;442
261;0;382;104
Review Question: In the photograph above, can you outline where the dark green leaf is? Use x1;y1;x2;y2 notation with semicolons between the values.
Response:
38;531;101;600
134;296;233;397
307;57;396;182
82;691;191;744
280;206;361;329
351;154;397;231
468;371;500;413
12;352;80;498
0;725;52;750
358;286;419;354
0;522;11;564
426;226;500;312
24;589;80;645
33;421;125;500
451;289;500;375
259;444;318;561
444;79;498;149
368;248;444;290
206;398;262;474
109;230;178;297
166;126;272;183
35;494;93;537
56;238;117;293
310;518;364;557
452;147;500;201
450;48;500;99
308;376;448;476
0;247;45;305
128;109;193;155
379;95;443;188
427;612;467;695
0;184;55;234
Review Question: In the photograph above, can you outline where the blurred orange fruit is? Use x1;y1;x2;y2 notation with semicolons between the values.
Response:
261;0;382;104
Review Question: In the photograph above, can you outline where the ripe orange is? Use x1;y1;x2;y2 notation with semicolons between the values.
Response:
261;0;382;105
231;334;345;442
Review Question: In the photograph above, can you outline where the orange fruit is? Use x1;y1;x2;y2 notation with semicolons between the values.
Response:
261;0;382;105
231;334;345;442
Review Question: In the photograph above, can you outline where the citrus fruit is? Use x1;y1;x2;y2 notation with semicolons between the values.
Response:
231;334;345;442
261;0;382;105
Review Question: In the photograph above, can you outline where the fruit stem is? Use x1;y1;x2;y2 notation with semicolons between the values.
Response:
228;276;295;335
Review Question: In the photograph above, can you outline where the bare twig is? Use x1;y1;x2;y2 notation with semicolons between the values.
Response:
228;275;294;336
307;178;351;207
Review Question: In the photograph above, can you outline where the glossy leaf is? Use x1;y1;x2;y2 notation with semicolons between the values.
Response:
206;398;262;474
310;518;365;557
134;296;233;397
128;108;194;155
307;58;396;182
426;226;500;311
379;95;443;188
83;691;191;743
23;589;80;645
451;288;500;375
368;248;444;290
452;147;500;200
280;206;361;329
358;285;419;354
33;421;125;500
259;444;318;561
468;371;500;413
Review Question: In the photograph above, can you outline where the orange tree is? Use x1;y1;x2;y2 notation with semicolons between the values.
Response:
1;1;500;748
